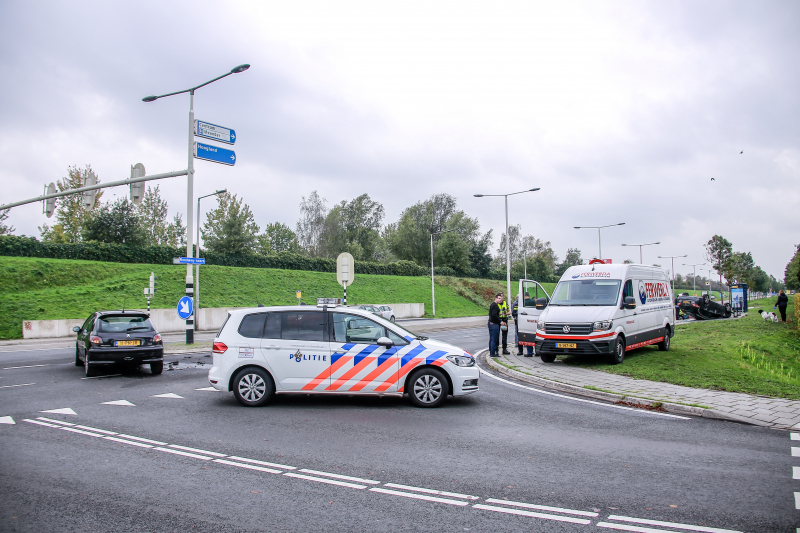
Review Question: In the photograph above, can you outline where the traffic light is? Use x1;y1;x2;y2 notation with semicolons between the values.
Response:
83;171;97;209
130;163;145;204
44;183;56;218
149;272;157;295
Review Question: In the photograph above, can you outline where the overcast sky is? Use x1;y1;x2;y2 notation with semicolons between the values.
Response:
1;0;797;279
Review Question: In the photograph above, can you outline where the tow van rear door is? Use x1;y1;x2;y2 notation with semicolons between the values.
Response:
517;279;550;344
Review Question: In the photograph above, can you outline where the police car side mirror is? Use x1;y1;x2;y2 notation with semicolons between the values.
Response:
623;297;636;310
376;336;393;347
535;298;548;310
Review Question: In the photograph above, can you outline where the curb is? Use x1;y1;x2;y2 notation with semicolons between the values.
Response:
479;349;765;427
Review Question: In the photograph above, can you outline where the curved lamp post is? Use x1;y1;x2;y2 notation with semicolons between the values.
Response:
574;223;625;261
621;242;660;264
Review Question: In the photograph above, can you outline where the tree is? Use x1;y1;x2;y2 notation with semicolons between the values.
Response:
0;209;15;235
728;251;755;285
495;225;558;281
137;186;173;246
258;222;299;254
785;244;800;290
82;198;146;246
555;248;583;277
704;235;733;293
39;165;103;243
296;191;328;257
316;194;386;261
167;213;186;248
434;232;471;273
201;193;259;255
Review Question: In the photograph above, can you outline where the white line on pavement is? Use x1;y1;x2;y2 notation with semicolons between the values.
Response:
384;482;478;499
484;498;597;516
792;447;799;456
791;432;799;440
284;472;366;489
227;456;296;470
214;459;281;474
371;487;469;506
154;446;211;459
59;426;104;438
480;371;691;419
598;522;685;533
23;419;61;428
795;492;799;510
606;515;744;533
794;466;799;480
104;436;154;448
37;417;74;426
299;469;380;485
3;364;49;369
167;444;226;457
0;383;35;389
71;425;116;435
81;375;121;380
117;434;167;445
473;503;591;525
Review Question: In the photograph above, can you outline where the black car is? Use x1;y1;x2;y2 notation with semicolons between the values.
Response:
74;311;164;377
676;293;731;320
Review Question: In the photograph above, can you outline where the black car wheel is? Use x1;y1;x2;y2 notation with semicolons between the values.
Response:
702;294;710;306
232;367;275;407
84;353;96;377
407;368;449;408
608;337;625;364
75;345;82;367
150;361;163;375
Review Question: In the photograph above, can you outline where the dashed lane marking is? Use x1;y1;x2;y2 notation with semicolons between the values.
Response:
479;370;691;419
104;436;153;448
299;469;380;485
40;408;77;415
473;503;591;524
790;432;799;440
600;514;744;532
117;434;167;445
792;447;799;457
384;482;478;499
0;416;15;424
59;426;104;438
793;466;799;479
167;444;226;457
228;456;296;470
284;472;367;489
23;419;61;428
154;446;212;459
484;498;597;517
214;459;282;474
3;364;49;369
0;383;35;389
371;487;469;506
795;492;799;510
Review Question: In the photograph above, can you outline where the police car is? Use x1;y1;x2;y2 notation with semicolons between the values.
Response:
208;301;479;407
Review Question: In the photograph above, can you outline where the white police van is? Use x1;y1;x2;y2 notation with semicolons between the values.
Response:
517;263;675;364
208;301;479;407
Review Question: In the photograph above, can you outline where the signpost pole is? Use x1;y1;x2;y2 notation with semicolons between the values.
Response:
185;90;195;344
343;284;347;305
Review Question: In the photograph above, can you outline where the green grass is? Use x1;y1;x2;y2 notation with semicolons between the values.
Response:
0;256;504;340
560;296;800;400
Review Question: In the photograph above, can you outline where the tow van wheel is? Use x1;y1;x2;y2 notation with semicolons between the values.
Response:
608;337;625;365
657;329;671;351
232;367;275;407
539;353;556;363
408;368;449;408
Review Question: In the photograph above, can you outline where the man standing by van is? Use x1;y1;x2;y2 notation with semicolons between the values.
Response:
488;293;503;357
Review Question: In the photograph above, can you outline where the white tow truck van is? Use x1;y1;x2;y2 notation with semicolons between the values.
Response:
516;263;675;364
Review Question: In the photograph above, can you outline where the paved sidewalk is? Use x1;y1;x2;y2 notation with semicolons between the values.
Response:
484;349;800;431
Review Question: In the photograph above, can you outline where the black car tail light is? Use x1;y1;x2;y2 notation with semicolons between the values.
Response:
90;336;101;344
153;334;162;344
213;342;228;354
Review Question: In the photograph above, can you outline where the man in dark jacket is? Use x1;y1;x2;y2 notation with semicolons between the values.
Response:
775;290;789;322
488;293;503;357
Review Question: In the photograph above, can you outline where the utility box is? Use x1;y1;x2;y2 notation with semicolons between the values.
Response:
730;283;748;313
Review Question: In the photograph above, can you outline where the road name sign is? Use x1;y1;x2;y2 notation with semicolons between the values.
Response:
194;142;236;166
195;120;236;145
173;257;206;265
177;296;194;319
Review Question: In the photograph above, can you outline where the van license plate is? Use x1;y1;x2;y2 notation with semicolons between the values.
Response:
115;340;140;346
555;342;576;349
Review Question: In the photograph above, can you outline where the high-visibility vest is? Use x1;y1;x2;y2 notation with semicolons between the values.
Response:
498;301;510;320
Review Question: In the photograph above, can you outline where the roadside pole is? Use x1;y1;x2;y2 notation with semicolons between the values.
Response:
185;90;195;344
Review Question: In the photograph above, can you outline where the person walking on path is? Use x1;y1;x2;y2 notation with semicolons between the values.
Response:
498;293;511;355
488;293;503;357
512;294;534;356
775;289;789;322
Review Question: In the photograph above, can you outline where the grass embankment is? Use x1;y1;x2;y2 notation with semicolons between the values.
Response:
561;296;800;400
0;256;517;339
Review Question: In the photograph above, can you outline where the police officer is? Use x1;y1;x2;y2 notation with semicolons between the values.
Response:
498;293;510;355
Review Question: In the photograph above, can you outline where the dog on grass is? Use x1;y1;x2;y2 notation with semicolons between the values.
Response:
760;310;778;323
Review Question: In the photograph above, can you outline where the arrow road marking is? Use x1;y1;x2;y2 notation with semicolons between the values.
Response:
41;407;77;415
150;393;184;399
101;400;136;406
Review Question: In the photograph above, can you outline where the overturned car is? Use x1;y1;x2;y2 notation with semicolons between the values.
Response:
676;293;731;320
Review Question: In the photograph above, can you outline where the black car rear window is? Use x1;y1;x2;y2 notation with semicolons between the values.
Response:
96;315;154;333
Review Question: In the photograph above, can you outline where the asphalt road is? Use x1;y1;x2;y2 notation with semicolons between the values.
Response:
0;327;796;532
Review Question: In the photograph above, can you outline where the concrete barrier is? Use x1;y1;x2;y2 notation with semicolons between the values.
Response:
21;303;425;339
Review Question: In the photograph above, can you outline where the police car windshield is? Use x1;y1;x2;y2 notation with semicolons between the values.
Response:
549;280;622;306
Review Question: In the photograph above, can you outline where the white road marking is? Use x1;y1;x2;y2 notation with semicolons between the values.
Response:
371;487;469;505
59;426;105;438
154;446;212;459
81;374;121;380
150;393;184;399
606;515;744;533
41;407;77;415
598;522;687;533
792;447;799;457
167;444;226;457
480;371;691;419
3;364;49;369
795;492;799;510
0;383;36;389
104;436;154;448
0;416;15;424
794;466;800;480
299;469;380;484
790;432;799;441
23;419;61;428
117;434;167;445
484;498;598;516
37;417;74;425
228;456;297;470
195;387;220;391
384;482;478;499
214;459;281;474
284;472;366;489
72;425;117;435
473;503;591;524
101;400;136;406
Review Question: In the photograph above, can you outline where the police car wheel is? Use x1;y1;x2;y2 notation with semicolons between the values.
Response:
408;368;448;408
233;367;274;407
608;337;625;365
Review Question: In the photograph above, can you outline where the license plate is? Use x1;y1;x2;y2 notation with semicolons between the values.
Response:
555;342;576;349
115;340;140;346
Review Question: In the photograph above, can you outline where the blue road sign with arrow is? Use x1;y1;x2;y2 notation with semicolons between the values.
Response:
195;120;236;145
177;296;194;319
194;142;236;166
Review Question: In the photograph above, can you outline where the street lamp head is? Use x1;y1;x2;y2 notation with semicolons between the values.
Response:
574;226;581;229
473;194;484;197
529;188;540;192
231;64;250;74
621;243;628;246
216;189;227;195
617;222;625;226
142;95;158;102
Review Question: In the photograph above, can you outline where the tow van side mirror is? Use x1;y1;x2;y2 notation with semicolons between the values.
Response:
623;296;636;310
535;298;548;310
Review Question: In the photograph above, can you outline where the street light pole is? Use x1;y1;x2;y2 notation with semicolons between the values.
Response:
474;188;540;309
195;189;227;326
621;242;660;264
658;255;687;295
574;223;625;260
143;64;249;344
683;263;706;295
430;229;455;317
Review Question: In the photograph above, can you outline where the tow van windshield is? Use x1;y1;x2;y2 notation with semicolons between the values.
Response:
549;279;622;306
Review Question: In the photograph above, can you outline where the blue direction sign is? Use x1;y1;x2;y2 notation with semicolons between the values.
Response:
177;296;194;319
195;120;236;145
194;142;236;166
173;257;206;265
